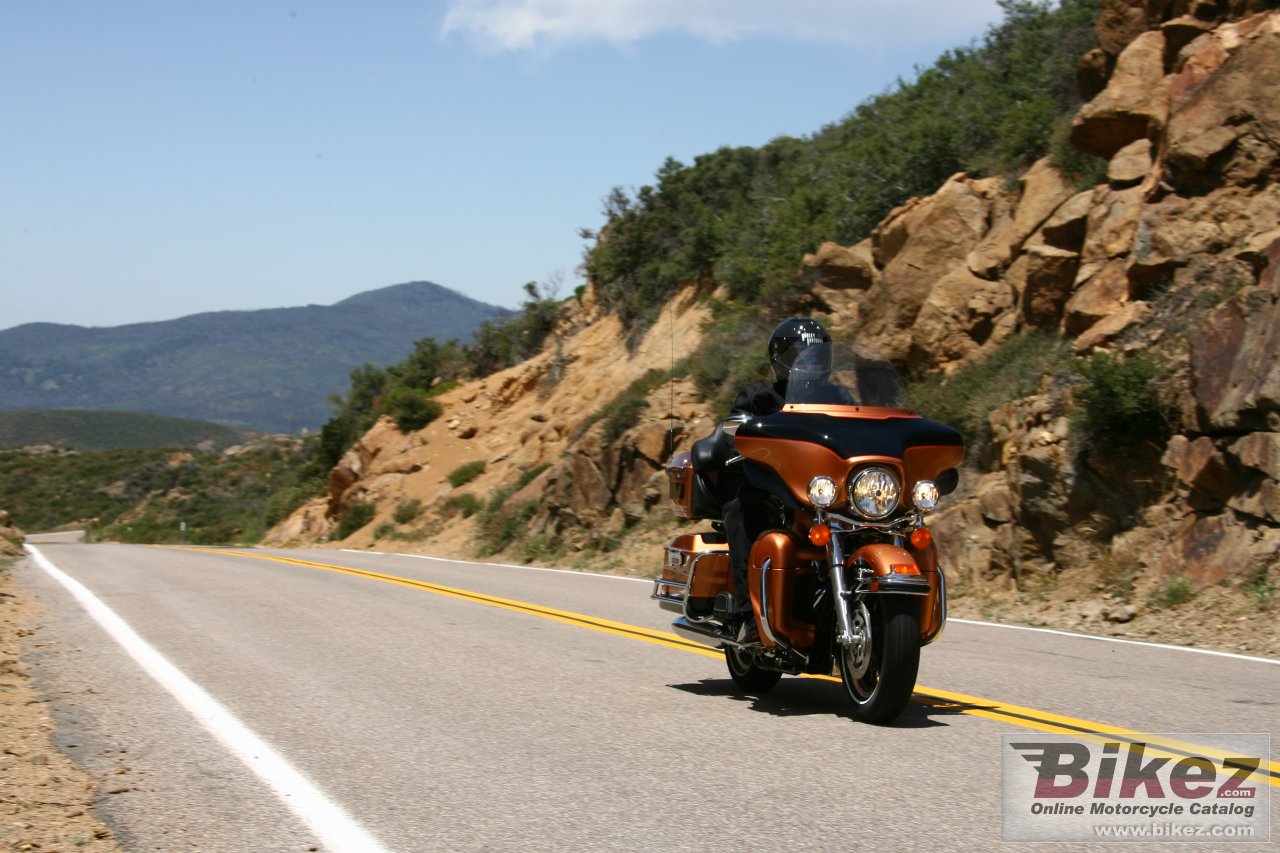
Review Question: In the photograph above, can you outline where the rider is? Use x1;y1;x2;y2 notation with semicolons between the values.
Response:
723;317;847;643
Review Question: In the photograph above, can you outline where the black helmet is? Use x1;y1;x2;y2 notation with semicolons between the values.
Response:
768;317;832;385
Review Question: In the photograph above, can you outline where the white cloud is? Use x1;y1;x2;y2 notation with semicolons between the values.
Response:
440;0;1003;53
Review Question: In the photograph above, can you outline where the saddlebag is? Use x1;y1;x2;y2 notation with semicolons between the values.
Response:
652;532;732;619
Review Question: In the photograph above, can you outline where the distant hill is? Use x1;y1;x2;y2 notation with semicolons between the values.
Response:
0;282;510;432
0;409;249;452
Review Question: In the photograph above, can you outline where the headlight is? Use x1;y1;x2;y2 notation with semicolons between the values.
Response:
912;480;940;512
808;476;839;508
849;467;900;518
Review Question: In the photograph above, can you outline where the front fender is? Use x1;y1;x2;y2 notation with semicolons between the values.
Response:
847;543;944;643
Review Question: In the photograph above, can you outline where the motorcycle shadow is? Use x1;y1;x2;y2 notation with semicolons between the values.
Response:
669;679;968;727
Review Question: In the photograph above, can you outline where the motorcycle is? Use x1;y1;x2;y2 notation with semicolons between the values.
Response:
652;343;963;723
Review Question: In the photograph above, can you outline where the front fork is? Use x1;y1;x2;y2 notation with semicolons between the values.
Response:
826;533;859;647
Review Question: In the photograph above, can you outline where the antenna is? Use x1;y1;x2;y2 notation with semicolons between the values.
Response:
667;296;677;461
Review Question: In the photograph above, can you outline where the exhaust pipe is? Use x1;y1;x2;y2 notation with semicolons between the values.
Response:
671;616;738;649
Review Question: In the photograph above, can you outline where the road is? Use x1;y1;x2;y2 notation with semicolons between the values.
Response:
14;543;1279;852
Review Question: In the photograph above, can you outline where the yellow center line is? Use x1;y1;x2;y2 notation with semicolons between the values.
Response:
172;546;1279;787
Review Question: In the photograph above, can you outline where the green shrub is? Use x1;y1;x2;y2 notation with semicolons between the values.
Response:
3;439;321;546
1150;573;1193;609
595;368;677;442
1246;564;1276;606
373;522;397;539
427;379;462;398
447;460;486;488
904;331;1069;444
442;493;482;518
1072;351;1169;448
1048;112;1108;189
265;479;326;527
336;503;375;539
520;534;562;563
479;499;540;557
393;499;423;525
515;464;551;490
386;386;443;432
586;1;1099;328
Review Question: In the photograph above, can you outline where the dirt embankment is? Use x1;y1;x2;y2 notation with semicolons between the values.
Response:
1;558;120;853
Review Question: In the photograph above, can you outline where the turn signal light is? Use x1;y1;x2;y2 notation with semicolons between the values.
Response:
910;526;933;550
808;524;832;546
890;564;921;575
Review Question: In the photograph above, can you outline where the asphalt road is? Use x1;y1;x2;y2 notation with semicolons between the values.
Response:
14;543;1279;852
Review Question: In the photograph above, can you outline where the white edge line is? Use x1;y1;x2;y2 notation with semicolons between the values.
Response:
950;617;1280;665
24;545;392;853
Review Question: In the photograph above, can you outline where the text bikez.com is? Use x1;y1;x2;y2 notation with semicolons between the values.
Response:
999;733;1270;843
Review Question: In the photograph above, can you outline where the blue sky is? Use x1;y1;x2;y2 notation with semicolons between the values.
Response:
1;0;1004;330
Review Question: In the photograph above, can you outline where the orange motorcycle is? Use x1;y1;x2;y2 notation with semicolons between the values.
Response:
652;345;963;723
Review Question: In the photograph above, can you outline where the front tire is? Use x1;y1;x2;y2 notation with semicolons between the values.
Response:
840;596;920;724
725;646;782;693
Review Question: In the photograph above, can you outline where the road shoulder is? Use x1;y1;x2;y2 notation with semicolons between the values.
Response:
0;556;120;852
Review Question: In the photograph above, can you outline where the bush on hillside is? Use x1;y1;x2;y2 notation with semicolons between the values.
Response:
1071;350;1170;448
588;0;1100;330
904;331;1070;446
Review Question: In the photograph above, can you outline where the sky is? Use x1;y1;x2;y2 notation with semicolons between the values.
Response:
1;0;1005;330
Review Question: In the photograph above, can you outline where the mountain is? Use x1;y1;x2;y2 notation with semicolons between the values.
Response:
0;409;249;452
0;282;510;432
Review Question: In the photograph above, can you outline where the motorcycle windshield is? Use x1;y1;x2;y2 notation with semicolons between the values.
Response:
782;341;905;408
742;341;963;464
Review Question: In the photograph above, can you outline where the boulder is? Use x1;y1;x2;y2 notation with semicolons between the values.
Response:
1108;138;1155;185
1132;187;1280;286
1164;12;1280;193
1077;47;1113;101
1064;259;1133;336
1229;432;1280;480
910;268;1015;365
1072;30;1172;159
1228;480;1280;524
800;241;877;291
1072;301;1152;352
1095;0;1174;59
1040;190;1096;253
1190;286;1280;430
1154;511;1280;585
1082;185;1147;263
1161;15;1218;66
1021;243;1082;327
1162;434;1236;502
1016;159;1080;238
0;509;23;557
863;175;994;336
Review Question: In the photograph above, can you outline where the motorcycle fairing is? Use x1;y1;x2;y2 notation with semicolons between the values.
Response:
748;530;823;650
736;409;962;460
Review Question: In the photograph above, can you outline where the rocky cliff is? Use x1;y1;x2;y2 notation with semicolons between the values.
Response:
265;285;719;558
269;1;1279;654
0;510;24;558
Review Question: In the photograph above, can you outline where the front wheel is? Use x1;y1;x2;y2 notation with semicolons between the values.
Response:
840;596;920;724
725;646;782;693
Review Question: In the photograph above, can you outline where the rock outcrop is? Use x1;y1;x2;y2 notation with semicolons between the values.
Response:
0;510;24;557
264;286;717;563
808;5;1280;601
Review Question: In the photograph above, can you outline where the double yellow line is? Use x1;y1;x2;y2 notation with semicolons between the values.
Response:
175;546;1280;788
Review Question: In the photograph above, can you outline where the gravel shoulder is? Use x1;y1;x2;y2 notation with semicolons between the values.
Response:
1;557;120;853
